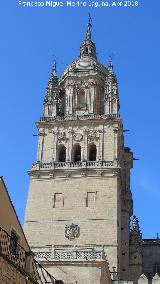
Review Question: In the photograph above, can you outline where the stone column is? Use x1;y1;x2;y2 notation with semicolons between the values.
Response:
104;96;109;115
37;129;45;163
52;131;58;161
98;131;103;161
65;86;74;115
114;128;118;160
81;135;85;161
83;129;88;161
101;125;105;160
66;138;70;161
69;86;74;115
52;99;57;116
68;129;74;161
85;88;89;113
89;86;95;114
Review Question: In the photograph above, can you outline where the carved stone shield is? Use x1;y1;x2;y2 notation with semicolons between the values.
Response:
65;224;80;241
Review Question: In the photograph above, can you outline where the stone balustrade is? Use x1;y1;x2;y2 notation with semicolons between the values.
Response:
39;113;120;123
31;160;120;171
34;245;106;262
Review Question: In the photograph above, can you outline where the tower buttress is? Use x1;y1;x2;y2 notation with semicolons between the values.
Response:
129;216;143;281
43;63;60;117
104;56;120;115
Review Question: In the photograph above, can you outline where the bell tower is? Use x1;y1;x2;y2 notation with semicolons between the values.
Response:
24;21;136;284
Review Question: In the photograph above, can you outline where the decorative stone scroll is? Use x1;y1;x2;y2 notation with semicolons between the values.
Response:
73;133;83;142
66;78;96;89
88;130;100;142
57;132;68;143
38;130;45;136
65;224;80;241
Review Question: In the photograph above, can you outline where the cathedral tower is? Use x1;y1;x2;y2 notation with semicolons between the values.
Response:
24;22;136;284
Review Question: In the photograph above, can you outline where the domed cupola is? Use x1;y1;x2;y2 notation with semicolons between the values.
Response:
52;20;120;117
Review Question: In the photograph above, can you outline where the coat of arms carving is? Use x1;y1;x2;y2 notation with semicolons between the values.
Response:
65;224;80;241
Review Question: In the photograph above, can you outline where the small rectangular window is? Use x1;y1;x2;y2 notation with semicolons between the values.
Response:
10;230;19;255
86;192;97;208
54;193;64;208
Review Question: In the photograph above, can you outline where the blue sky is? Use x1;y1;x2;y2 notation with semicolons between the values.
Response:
0;0;160;238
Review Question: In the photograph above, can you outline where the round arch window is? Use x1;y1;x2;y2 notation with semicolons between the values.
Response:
88;144;97;161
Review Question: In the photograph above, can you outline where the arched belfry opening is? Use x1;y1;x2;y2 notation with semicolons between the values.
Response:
88;144;97;161
73;144;81;162
76;89;85;110
57;145;66;162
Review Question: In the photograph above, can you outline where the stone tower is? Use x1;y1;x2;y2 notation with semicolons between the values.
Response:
24;22;137;284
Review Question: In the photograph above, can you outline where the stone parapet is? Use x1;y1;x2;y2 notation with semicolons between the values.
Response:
39;113;120;123
33;245;107;262
31;160;120;171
